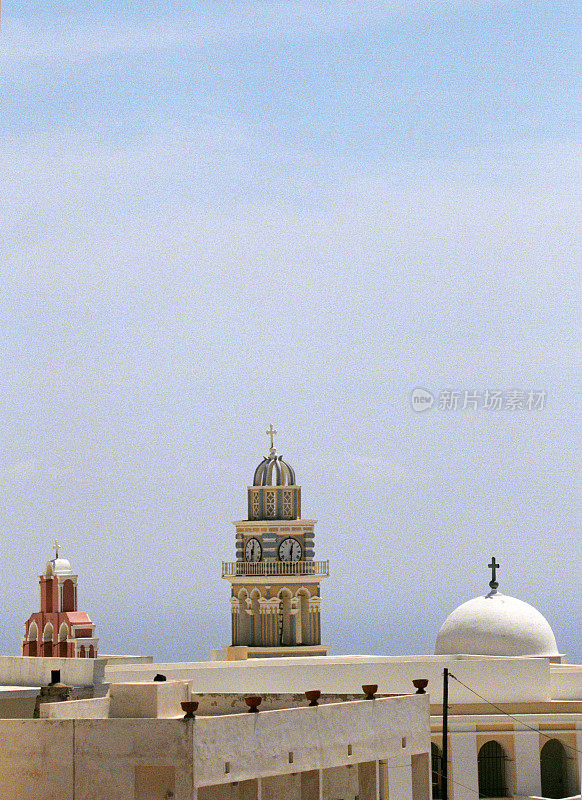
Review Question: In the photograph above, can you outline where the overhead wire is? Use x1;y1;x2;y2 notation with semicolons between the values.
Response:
448;672;582;759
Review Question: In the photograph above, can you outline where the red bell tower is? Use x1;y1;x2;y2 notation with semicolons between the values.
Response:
22;543;99;659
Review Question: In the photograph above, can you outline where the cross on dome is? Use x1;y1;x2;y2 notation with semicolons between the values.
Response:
488;556;500;593
266;423;277;455
54;540;60;559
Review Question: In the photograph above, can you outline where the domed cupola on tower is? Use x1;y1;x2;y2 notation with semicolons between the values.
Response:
248;426;301;520
22;543;99;659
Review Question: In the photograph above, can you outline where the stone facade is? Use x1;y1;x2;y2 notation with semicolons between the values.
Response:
22;553;99;659
223;435;328;657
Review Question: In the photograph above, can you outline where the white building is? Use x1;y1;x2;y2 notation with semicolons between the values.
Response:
0;433;579;800
0;654;432;800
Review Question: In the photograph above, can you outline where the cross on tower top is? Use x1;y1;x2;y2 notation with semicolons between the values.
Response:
488;557;500;593
54;540;60;559
266;423;277;454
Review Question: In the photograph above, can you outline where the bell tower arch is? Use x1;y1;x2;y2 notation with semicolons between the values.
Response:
22;544;100;659
221;427;329;659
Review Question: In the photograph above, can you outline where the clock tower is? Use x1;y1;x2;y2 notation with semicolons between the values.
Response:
221;427;329;659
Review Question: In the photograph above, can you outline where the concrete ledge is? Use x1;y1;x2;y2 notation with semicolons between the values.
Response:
0;656;106;688
109;681;189;718
99;655;153;666
40;695;111;719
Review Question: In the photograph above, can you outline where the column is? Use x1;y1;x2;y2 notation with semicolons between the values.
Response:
411;753;431;800
379;762;387;800
358;761;380;800
514;726;541;797
294;599;302;645
450;728;479;800
260;603;271;647
232;608;238;645
310;601;320;645
290;602;299;645
386;755;413;800
300;770;320;800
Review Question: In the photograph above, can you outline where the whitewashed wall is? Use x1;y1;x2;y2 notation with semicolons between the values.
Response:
0;656;106;687
551;665;582;700
106;654;551;703
0;693;430;800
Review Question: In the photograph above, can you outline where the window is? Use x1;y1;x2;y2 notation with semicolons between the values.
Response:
61;579;75;612
283;490;293;518
541;739;569;799
265;491;275;517
478;741;508;798
251;491;260;518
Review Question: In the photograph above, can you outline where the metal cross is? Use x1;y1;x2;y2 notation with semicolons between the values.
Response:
54;540;60;559
488;557;500;591
266;424;277;450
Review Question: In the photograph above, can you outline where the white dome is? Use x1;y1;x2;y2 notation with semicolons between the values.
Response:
435;592;561;658
45;558;73;577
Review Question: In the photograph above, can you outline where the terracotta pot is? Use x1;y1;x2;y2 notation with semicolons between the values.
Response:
362;684;378;700
305;690;321;706
412;679;429;694
181;701;199;719
245;695;262;713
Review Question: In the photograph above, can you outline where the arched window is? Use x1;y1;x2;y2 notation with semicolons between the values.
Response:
78;645;86;658
432;742;444;799
58;623;68;658
541;739;569;798
27;621;39;657
61;579;75;612
42;623;54;658
88;645;95;658
478;741;508;798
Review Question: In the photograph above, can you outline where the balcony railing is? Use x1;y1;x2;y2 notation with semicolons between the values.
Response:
222;560;329;578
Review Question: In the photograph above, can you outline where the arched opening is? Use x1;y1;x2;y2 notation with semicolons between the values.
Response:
78;645;86;658
27;621;39;657
88;645;95;658
42;623;54;658
432;742;444;799
478;741;508;798
61;579;75;612
278;589;292;645
236;590;251;646
541;739;569;798
43;578;54;613
250;590;261;647
58;623;68;658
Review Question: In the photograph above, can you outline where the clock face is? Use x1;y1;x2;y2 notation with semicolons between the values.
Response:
278;537;303;562
245;537;262;562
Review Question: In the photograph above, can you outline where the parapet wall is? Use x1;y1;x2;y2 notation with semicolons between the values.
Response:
106;654;551;704
0;656;106;687
0;694;431;800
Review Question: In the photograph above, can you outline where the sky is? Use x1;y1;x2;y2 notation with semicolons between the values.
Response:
1;0;580;662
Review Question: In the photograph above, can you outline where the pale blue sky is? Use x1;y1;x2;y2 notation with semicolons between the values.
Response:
1;1;580;661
